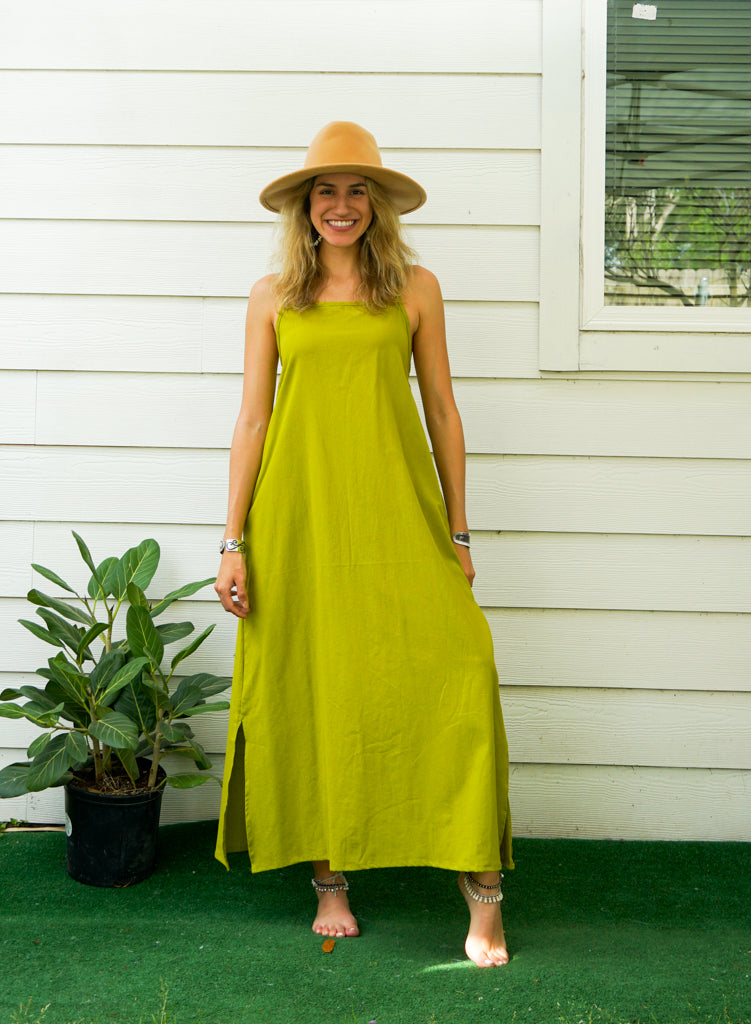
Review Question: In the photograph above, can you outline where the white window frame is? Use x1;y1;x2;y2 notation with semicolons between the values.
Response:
539;0;751;372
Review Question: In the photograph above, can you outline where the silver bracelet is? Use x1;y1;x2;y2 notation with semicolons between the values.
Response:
219;538;246;554
451;531;470;548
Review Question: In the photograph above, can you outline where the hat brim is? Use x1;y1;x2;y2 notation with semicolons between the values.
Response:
259;163;427;215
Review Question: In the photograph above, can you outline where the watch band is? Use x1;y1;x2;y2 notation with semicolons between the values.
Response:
451;532;471;548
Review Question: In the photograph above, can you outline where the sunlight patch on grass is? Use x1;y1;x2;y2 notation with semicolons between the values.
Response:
418;959;473;974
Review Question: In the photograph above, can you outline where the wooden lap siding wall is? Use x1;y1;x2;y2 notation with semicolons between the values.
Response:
0;0;749;837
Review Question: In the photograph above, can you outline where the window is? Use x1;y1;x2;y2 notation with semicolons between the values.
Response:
605;0;751;309
540;0;751;371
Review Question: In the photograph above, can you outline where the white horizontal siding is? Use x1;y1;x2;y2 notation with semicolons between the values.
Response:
2;447;751;536
0;296;541;378
509;764;751;842
473;532;751;613
0;146;541;226
4;685;749;771
25;373;751;458
4;602;751;694
4;756;748;842
1;71;541;148
0;221;539;301
0;371;35;441
2;523;750;614
0;0;542;74
582;331;751;374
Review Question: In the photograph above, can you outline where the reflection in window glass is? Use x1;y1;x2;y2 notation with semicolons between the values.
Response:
605;0;751;307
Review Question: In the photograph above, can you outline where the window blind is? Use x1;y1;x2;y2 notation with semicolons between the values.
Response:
605;0;751;306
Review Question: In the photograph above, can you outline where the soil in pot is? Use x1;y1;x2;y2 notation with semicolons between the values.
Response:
64;760;167;887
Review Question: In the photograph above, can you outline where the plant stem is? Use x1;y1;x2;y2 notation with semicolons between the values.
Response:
147;721;163;788
92;736;103;783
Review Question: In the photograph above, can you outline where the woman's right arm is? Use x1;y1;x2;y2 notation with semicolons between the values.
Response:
214;276;279;618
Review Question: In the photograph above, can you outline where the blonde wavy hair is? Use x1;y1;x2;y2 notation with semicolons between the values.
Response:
272;177;417;312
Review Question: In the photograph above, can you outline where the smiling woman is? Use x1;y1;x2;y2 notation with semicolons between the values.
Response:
309;175;372;243
212;121;513;968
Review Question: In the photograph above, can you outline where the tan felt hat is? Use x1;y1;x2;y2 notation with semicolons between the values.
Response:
259;121;427;215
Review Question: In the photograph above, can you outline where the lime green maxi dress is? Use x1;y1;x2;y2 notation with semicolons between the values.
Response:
215;301;513;874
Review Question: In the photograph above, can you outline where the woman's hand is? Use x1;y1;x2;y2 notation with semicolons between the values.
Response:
214;553;250;618
454;543;476;587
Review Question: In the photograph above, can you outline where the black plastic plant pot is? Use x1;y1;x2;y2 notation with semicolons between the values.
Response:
64;769;166;887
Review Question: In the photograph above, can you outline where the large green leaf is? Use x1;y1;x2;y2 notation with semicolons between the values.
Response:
135;678;169;717
27;732;52;759
169;681;203;717
40;677;88;728
180;700;230;718
116;746;140;785
170;624;215;672
88;713;140;751
112;540;160;600
46;653;90;710
156;621;194;645
0;701;62;727
72;530;98;576
159;720;192;743
19;685;62;710
65;730;89;763
26;734;76;791
76;621;109;663
97;657;150;708
126;604;164;669
0;687;22;700
37;608;86;653
161;737;211;771
179;672;232;698
165;773;218;789
19;618;65;649
0;763;32;798
186;738;211;770
149;578;215;617
87;556;119;599
0;702;28;720
90;649;125;694
31;562;77;595
27;589;94;626
114;683;157;734
126;583;149;609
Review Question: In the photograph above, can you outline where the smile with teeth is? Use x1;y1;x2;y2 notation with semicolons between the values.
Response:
326;219;356;228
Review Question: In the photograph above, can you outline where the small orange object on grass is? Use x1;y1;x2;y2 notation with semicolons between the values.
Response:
322;938;336;953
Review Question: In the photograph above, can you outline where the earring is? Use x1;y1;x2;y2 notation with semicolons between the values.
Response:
313;233;322;247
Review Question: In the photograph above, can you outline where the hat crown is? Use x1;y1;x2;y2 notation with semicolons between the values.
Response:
303;121;384;171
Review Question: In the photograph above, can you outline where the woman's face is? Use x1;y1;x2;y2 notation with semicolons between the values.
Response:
309;173;373;249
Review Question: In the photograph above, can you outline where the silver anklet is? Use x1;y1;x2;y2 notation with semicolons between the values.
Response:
311;873;349;896
463;872;503;904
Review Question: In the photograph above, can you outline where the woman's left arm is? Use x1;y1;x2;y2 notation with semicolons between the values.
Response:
409;267;475;587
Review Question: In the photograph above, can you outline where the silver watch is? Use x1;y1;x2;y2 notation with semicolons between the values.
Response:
219;538;246;554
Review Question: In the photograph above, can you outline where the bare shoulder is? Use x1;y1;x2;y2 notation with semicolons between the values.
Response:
246;274;280;328
405;264;443;304
248;273;279;307
403;265;444;336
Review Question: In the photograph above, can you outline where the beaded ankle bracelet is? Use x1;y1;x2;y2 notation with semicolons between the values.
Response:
463;871;504;904
311;873;349;896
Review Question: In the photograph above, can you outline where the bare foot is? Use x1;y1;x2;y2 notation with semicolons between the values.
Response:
312;871;359;938
458;872;509;967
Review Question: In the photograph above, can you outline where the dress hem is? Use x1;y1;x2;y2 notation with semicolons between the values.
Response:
213;849;515;875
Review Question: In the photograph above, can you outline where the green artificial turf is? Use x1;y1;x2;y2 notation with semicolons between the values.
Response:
1;821;749;1024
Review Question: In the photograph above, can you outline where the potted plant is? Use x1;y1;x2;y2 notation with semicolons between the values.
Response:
0;532;231;886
